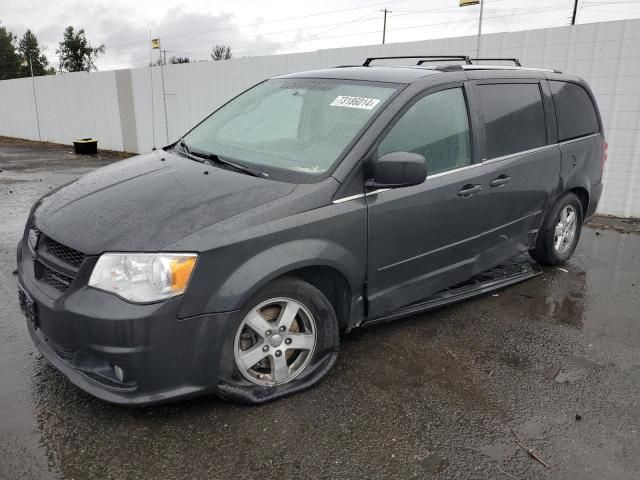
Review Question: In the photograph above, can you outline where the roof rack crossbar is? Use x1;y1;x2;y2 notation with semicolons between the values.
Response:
363;55;471;67
470;57;522;66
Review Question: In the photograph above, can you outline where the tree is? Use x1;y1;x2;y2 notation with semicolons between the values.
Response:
211;45;232;61
56;26;105;72
169;56;190;64
18;29;52;77
0;24;20;80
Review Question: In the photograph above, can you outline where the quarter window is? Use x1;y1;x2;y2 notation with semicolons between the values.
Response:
478;83;546;159
378;88;472;175
549;81;599;141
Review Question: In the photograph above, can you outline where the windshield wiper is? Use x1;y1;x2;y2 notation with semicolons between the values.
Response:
175;139;267;178
191;148;268;178
174;138;204;163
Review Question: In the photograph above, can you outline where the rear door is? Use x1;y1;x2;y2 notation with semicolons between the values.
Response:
366;84;490;318
471;79;561;271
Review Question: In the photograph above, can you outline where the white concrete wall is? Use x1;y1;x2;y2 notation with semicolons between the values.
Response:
1;19;639;217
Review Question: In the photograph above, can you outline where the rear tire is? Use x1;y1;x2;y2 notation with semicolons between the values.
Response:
216;277;339;404
530;192;583;266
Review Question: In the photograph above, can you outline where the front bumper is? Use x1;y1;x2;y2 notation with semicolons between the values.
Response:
17;239;236;406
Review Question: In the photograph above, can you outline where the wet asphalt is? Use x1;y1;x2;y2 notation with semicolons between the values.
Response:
1;140;639;480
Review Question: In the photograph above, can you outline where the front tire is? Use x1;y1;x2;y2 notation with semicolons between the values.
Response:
531;192;583;265
216;277;339;404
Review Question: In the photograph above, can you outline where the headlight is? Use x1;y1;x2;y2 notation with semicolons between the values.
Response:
88;253;197;302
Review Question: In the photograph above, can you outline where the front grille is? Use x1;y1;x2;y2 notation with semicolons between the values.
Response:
40;264;73;292
46;238;86;267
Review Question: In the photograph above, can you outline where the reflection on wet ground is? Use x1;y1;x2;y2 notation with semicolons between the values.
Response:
1;141;639;479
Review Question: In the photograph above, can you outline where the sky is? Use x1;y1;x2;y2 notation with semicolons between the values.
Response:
1;0;640;71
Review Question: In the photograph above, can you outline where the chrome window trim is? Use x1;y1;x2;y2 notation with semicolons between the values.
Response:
332;192;366;204
332;164;480;204
331;133;601;204
482;143;558;164
426;162;482;179
558;132;600;146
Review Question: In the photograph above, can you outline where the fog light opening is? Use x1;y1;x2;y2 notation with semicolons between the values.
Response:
113;364;125;382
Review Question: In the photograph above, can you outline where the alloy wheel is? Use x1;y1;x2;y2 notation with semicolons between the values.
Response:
553;205;577;254
234;297;317;386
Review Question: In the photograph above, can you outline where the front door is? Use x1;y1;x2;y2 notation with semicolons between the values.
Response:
366;85;490;318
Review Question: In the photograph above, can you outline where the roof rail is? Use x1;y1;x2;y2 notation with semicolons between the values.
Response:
470;57;522;66
432;64;562;74
363;55;471;67
416;57;522;66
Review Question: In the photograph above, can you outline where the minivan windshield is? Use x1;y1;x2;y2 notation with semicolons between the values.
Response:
182;78;397;176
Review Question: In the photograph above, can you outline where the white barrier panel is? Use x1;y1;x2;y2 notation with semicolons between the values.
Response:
1;20;639;217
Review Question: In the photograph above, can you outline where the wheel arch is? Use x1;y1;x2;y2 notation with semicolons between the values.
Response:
200;239;364;329
568;186;589;217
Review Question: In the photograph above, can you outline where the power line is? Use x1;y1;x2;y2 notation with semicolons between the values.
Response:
104;0;416;51
144;4;579;61
104;4;466;55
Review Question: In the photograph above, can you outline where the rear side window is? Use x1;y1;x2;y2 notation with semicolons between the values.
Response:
378;87;472;175
478;83;546;159
549;81;599;141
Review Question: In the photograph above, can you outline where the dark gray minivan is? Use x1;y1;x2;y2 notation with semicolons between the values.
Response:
17;56;606;405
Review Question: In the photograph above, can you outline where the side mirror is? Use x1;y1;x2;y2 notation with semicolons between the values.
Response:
366;152;428;189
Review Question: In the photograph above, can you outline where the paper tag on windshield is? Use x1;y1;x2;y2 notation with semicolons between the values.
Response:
330;96;381;110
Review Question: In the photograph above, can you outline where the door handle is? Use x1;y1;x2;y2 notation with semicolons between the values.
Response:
457;184;482;197
489;175;511;187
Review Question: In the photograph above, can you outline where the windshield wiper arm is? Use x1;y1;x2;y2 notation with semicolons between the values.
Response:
188;147;268;178
174;139;267;178
174;138;205;163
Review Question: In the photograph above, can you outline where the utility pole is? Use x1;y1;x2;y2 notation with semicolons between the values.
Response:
571;0;579;25
149;30;156;149
476;0;485;58
380;9;391;44
28;57;42;141
159;48;169;144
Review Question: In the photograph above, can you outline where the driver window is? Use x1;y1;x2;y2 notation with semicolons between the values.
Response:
378;87;472;175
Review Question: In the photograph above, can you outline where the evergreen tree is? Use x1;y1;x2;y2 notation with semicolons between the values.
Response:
0;23;20;80
18;29;52;77
170;56;190;64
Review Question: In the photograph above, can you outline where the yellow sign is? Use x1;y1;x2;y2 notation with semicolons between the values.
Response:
460;0;480;5
151;38;160;49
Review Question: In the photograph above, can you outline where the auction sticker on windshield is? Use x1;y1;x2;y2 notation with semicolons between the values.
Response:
330;96;381;110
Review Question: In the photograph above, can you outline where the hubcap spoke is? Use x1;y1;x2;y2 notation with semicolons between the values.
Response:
554;235;563;250
561;207;568;224
287;333;315;351
277;301;299;331
237;344;268;371
244;311;272;337
271;354;290;381
566;210;575;227
555;224;564;237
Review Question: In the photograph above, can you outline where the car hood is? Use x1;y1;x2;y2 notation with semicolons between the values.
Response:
33;150;296;254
